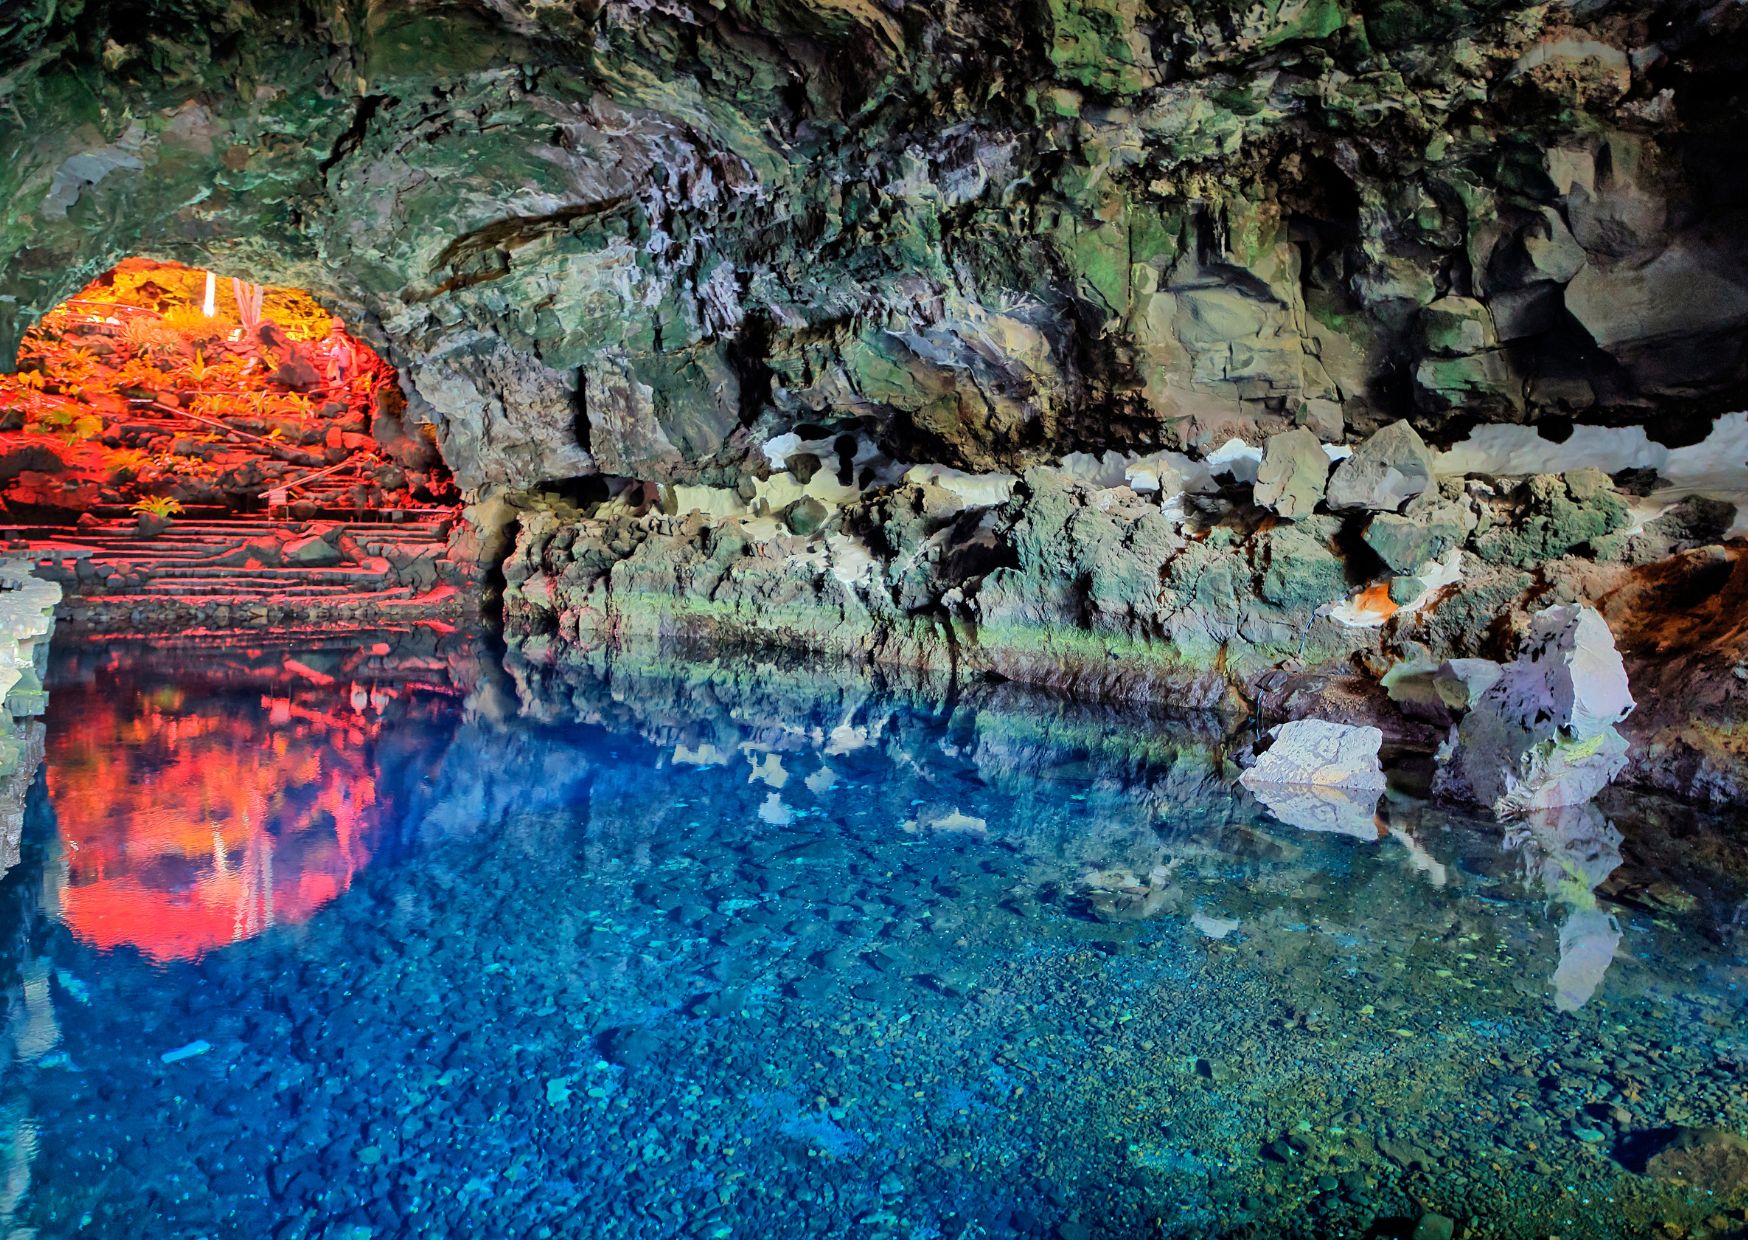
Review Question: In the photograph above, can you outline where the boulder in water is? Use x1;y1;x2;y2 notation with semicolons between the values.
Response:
1240;719;1387;792
1435;604;1635;817
1643;1126;1748;1197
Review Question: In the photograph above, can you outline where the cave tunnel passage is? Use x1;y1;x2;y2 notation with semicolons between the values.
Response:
0;257;457;524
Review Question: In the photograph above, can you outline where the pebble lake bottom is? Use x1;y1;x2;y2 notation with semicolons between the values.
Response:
1;630;1744;1240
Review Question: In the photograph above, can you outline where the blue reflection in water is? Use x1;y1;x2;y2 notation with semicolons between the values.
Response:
0;631;1741;1239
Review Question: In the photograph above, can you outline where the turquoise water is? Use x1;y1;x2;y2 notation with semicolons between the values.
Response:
2;631;1745;1238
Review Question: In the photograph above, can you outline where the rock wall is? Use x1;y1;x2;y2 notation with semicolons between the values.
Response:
498;421;1748;801
0;564;59;877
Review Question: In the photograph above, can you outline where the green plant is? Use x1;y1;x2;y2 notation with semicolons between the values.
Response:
29;404;103;442
131;496;184;519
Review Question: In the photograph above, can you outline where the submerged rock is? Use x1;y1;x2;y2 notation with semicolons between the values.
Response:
1436;604;1636;817
1642;1127;1748;1198
1080;867;1177;923
1411;1214;1456;1240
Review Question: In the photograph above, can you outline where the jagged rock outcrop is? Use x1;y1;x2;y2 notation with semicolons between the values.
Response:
0;564;56;719
0;563;57;875
500;414;1748;804
1435;604;1636;818
5;0;1748;491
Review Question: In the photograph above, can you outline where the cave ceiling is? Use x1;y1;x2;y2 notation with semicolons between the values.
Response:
4;0;1747;491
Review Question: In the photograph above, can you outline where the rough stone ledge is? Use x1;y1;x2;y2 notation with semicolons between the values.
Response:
0;561;60;731
0;561;60;877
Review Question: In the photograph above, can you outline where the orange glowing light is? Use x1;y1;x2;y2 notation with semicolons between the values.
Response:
1351;582;1399;623
0;257;434;518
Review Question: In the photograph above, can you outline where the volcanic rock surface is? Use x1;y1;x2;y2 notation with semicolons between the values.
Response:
0;561;58;874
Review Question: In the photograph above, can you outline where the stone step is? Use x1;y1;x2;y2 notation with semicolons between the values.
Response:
66;585;421;608
22;545;221;560
126;582;387;598
16;542;444;567
7;506;462;620
125;565;394;584
21;546;248;563
163;520;449;533
4;521;449;542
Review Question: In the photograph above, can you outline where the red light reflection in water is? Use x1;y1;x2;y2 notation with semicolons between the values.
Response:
46;665;396;963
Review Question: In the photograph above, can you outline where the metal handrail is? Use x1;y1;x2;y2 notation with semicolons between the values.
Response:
137;399;306;452
266;454;366;497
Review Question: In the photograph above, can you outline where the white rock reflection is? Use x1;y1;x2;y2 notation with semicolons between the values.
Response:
1248;781;1384;839
804;765;837;795
747;751;788;788
902;807;988;836
1553;908;1623;1013
1191;911;1241;940
1504;803;1624;1012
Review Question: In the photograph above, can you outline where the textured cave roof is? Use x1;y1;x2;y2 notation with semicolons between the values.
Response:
3;0;1748;490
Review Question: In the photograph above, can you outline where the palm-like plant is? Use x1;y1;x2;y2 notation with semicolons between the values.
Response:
131;496;183;519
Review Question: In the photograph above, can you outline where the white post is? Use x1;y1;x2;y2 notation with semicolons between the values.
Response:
202;270;217;317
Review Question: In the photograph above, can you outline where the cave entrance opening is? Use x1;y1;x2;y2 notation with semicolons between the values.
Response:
0;259;472;625
0;257;456;521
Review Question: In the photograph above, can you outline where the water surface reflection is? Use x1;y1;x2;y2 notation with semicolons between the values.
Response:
46;637;461;962
0;634;1741;1239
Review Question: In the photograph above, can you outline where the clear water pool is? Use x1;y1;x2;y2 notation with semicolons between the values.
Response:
2;630;1745;1238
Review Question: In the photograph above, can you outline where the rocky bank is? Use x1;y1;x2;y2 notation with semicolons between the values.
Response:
0;563;58;877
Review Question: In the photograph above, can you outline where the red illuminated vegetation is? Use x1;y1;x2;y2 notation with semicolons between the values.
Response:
0;259;453;519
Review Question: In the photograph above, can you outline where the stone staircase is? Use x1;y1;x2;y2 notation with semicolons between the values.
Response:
1;513;474;628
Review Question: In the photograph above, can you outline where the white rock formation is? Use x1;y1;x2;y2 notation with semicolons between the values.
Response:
1436;604;1636;817
0;563;60;879
1504;803;1624;1012
1241;719;1387;791
1240;720;1388;836
1246;782;1385;838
